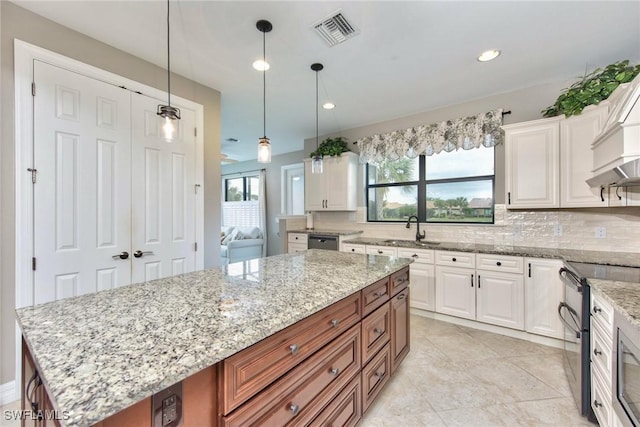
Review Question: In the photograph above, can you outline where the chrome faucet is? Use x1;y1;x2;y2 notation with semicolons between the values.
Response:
406;215;425;242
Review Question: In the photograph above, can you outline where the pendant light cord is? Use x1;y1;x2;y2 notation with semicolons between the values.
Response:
315;70;319;150
262;30;266;138
166;0;171;107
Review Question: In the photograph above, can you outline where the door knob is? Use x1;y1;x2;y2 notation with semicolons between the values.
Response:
133;250;154;258
112;251;129;260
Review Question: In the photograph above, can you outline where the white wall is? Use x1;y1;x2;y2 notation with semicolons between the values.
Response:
0;2;221;387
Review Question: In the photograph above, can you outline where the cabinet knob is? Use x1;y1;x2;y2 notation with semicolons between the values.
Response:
593;306;602;313
452;257;457;262
351;248;355;252
378;250;383;254
331;319;340;328
374;371;385;379
412;254;418;258
397;293;406;300
289;344;299;355
594;400;603;408
496;261;502;266
594;348;602;356
374;328;383;335
289;403;300;416
373;292;385;298
330;367;340;377
295;236;298;240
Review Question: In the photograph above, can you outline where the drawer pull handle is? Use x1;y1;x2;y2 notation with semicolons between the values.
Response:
373;292;385;298
374;328;383;335
412;254;418;258
594;348;602;356
374;371;385;379
289;344;299;355
289;403;300;416
398;293;406;300
331;319;340;328
330;367;340;377
496;261;502;266
594;400;603;408
377;250;383;254
452;257;457;262
593;306;602;313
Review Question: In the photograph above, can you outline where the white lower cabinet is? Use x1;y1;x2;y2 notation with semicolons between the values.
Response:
435;265;476;320
476;271;524;330
341;242;366;254
398;248;435;312
525;258;565;339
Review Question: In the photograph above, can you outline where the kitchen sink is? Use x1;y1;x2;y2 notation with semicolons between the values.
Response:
383;239;440;246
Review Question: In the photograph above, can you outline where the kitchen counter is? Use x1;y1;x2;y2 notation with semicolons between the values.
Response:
342;237;640;268
15;250;411;427
590;279;640;329
288;229;363;236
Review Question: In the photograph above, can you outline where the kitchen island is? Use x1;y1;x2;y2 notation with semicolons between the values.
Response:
16;249;412;427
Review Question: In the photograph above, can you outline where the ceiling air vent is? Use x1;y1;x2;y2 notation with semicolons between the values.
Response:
313;11;358;47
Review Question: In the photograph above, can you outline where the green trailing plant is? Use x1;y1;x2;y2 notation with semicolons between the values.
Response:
310;136;350;158
541;60;640;118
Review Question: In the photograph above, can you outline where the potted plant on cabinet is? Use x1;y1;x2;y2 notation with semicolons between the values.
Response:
309;136;351;158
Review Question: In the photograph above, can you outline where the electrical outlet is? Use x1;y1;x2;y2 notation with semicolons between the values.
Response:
553;224;563;237
513;224;522;238
595;226;607;239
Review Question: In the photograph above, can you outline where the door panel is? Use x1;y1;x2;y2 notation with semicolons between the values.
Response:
34;60;132;304
131;93;196;283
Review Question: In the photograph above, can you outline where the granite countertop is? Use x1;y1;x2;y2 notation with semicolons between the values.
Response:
590;279;640;329
16;250;411;427
288;229;363;236
342;237;640;268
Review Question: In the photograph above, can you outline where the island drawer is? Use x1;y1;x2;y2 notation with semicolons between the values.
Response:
223;324;361;427
476;253;524;274
435;250;476;268
362;277;390;316
362;342;391;413
361;302;390;365
591;291;614;335
309;374;361;427
288;232;308;244
390;266;410;296
221;292;361;414
397;248;434;264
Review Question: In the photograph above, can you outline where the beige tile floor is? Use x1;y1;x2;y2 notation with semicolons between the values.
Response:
0;315;592;427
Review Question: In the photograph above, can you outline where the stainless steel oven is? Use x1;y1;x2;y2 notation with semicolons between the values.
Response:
559;264;594;420
614;309;640;426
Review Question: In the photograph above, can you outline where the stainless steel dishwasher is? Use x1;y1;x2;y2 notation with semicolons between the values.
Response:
307;234;338;251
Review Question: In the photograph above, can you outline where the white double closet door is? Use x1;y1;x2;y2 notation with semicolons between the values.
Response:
33;60;198;305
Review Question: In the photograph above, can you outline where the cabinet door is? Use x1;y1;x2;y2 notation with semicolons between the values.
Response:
525;258;564;339
560;105;609;207
325;153;357;211
390;288;410;374
476;271;524;330
409;264;435;312
504;118;560;208
304;159;326;211
435;266;475;320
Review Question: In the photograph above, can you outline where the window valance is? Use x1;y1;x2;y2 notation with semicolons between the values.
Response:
356;109;503;164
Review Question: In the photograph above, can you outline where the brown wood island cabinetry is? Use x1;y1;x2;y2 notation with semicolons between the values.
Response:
21;266;410;427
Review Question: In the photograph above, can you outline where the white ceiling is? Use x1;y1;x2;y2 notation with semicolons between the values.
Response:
12;1;640;162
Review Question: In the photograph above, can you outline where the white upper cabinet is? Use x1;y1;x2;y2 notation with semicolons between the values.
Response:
504;117;561;209
304;152;358;211
560;104;610;207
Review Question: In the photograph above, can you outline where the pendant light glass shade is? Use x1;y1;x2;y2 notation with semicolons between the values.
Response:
256;20;273;163
257;137;271;163
157;0;180;142
311;63;324;174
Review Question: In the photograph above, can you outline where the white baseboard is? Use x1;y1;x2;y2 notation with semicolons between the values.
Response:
0;380;18;406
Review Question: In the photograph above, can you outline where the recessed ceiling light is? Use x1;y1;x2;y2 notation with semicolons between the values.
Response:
252;60;270;71
323;102;335;110
477;50;500;62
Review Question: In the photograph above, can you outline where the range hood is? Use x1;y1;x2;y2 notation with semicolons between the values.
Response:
587;74;640;188
587;158;640;187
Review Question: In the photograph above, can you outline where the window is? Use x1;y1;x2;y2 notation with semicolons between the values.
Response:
366;146;494;223
222;175;260;228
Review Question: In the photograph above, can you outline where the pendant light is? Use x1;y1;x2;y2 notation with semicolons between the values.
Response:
311;63;324;174
256;20;273;163
156;0;180;142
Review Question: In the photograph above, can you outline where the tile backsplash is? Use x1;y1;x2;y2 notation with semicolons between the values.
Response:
312;205;640;253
